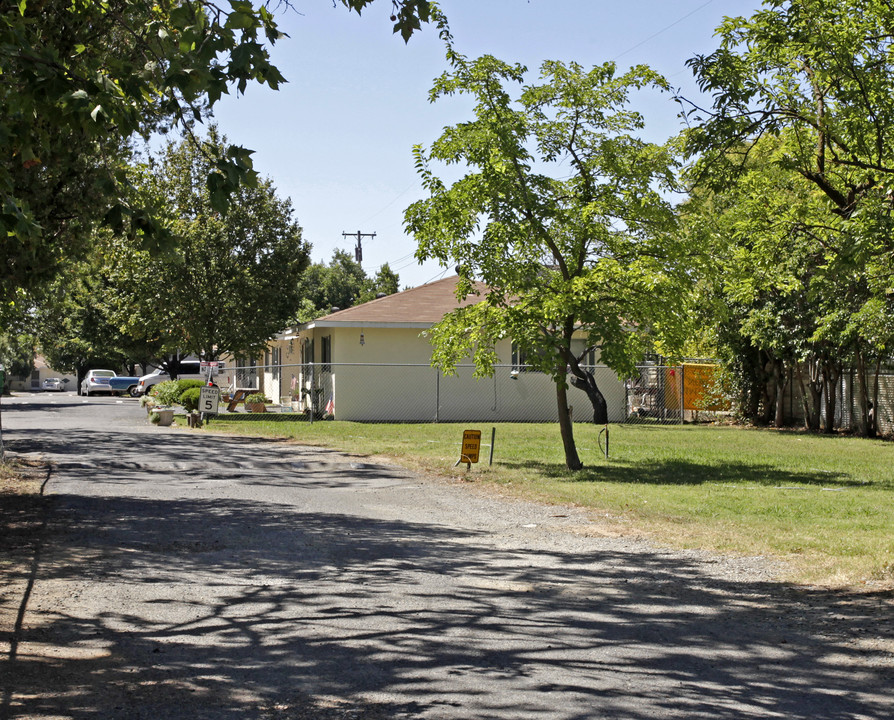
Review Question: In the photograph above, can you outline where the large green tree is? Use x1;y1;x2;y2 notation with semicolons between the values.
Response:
294;250;401;322
682;0;894;436
2;0;433;306
405;47;686;470
684;136;846;431
105;130;311;362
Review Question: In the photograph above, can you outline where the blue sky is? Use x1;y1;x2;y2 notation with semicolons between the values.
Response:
213;0;761;288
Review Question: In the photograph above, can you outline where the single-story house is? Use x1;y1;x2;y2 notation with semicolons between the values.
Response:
5;355;77;392
260;275;628;423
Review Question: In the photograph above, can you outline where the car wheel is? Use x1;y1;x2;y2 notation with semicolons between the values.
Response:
129;386;140;398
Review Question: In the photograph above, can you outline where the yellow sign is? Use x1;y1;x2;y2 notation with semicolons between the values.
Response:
461;430;481;464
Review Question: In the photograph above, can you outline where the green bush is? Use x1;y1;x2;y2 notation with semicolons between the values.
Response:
180;387;202;413
150;380;181;406
175;378;205;395
245;392;269;404
151;378;208;407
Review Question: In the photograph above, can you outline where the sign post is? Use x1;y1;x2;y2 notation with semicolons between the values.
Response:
455;429;482;470
199;385;220;426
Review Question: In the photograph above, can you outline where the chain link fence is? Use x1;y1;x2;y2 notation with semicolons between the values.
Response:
218;358;894;433
217;361;737;425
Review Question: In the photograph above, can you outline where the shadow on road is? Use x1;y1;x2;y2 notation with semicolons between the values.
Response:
1;427;893;719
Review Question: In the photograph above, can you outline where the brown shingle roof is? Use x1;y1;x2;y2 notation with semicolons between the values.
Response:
303;275;487;328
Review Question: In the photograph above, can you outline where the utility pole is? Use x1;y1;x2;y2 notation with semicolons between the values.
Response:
343;230;376;263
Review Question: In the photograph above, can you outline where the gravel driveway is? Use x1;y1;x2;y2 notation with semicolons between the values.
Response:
1;394;892;719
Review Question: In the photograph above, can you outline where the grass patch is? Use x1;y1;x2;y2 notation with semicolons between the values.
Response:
203;418;894;588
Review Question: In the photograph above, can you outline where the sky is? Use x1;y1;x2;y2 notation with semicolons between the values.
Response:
213;0;763;288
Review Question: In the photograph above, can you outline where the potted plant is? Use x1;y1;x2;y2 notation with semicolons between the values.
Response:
149;407;175;426
244;392;268;413
140;394;158;414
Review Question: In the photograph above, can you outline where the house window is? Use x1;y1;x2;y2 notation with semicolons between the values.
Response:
320;335;332;372
271;347;281;381
511;342;545;373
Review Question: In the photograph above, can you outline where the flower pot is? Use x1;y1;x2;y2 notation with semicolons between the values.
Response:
246;402;266;413
151;408;175;426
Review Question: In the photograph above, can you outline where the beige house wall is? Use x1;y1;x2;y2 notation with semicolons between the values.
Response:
263;325;627;423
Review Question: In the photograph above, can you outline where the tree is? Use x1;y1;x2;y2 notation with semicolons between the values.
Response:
0;332;36;391
106;130;311;364
294;252;401;321
2;0;434;307
682;0;894;436
405;46;686;470
31;265;133;389
358;262;401;303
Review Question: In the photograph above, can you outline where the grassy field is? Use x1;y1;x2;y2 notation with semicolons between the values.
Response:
203;416;894;588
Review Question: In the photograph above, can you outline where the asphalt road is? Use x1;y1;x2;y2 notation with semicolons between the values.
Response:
1;393;892;719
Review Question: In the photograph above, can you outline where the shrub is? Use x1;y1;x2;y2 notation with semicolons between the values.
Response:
245;392;268;404
150;380;181;406
175;378;205;396
139;394;156;408
180;387;202;413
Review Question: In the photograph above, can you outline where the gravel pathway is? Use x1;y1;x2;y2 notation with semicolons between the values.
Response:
1;394;892;719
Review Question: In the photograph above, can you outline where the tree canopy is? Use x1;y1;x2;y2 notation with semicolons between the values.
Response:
294;250;401;323
102;130;310;361
1;0;434;307
682;0;894;436
406;45;687;469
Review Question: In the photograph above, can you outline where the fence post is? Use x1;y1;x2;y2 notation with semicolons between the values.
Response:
309;362;314;425
680;364;685;425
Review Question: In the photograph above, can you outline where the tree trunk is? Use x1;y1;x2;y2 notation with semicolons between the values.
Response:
555;379;583;470
821;360;840;434
772;358;787;428
569;367;609;425
796;360;823;432
854;350;878;438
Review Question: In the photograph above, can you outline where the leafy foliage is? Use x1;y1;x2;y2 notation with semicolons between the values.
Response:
149;380;182;407
1;1;288;297
406;45;687;469
1;0;434;308
0;332;36;380
105;129;311;360
294;251;401;322
682;0;894;436
339;0;432;42
179;387;203;413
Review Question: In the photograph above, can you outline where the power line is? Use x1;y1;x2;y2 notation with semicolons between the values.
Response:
612;0;718;62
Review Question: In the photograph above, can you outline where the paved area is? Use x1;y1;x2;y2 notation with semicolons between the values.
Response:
1;392;892;719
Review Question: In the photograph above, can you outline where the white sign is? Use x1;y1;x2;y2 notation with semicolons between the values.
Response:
199;386;220;415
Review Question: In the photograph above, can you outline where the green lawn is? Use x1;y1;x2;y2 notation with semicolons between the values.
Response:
204;416;894;587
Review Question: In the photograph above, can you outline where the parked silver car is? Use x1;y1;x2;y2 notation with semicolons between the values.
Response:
42;377;66;391
80;369;116;396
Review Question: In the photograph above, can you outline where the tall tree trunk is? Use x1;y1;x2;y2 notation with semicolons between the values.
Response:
555;379;582;470
796;359;823;432
772;358;787;428
854;350;878;438
821;359;840;434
